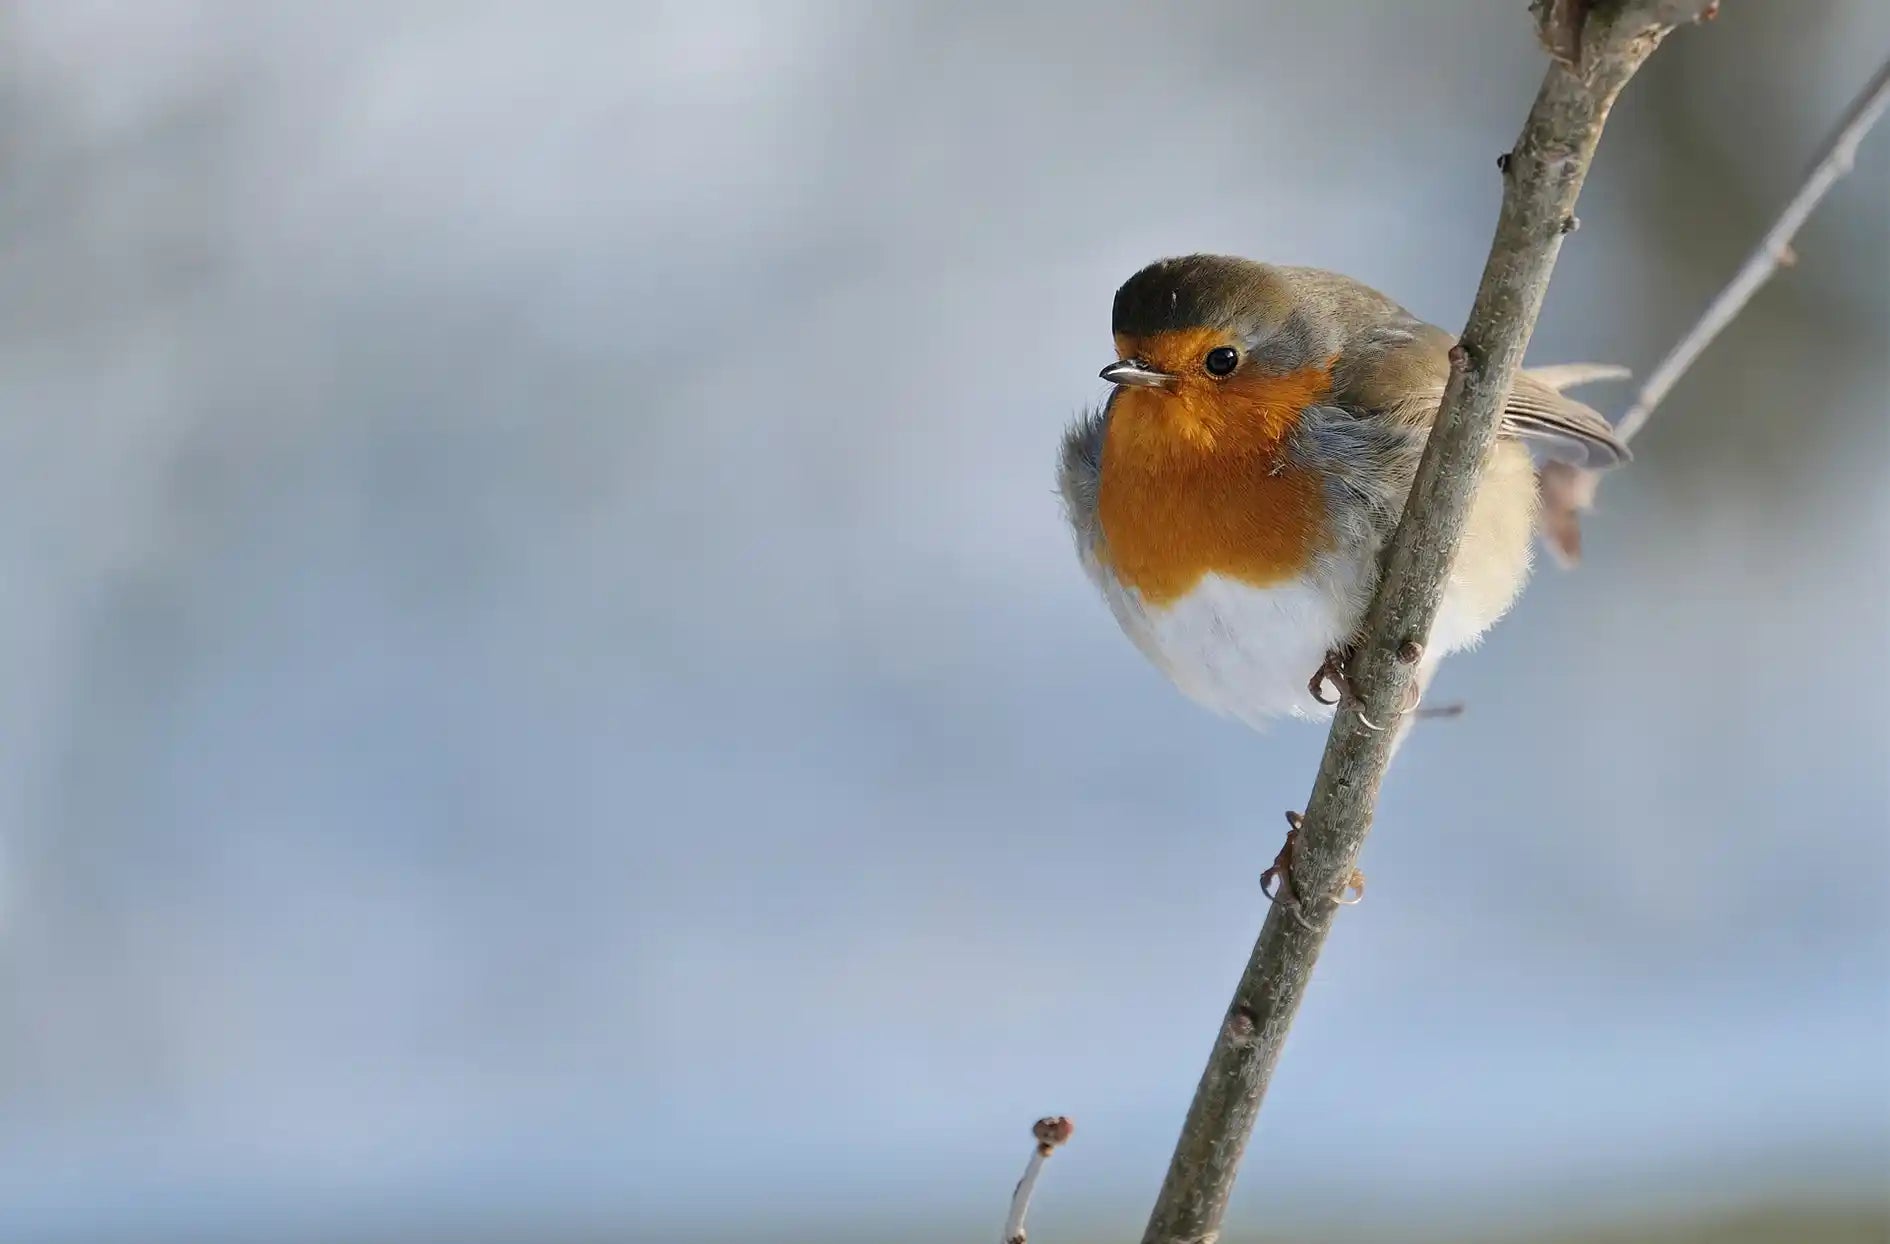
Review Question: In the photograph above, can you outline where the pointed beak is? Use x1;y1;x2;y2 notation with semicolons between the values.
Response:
1099;359;1174;390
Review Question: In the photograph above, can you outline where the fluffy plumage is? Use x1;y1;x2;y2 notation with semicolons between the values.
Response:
1060;254;1628;725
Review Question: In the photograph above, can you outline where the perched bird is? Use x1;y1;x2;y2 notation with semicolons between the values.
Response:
1058;255;1628;899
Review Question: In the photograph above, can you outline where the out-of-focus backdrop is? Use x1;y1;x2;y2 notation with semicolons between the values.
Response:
2;3;1886;1242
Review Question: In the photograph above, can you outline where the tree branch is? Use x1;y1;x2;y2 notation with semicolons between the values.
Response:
1614;53;1890;442
1540;50;1890;565
1140;5;1716;1242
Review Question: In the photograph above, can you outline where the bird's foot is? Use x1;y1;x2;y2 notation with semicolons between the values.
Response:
1307;648;1357;709
1308;646;1423;732
1261;811;1366;929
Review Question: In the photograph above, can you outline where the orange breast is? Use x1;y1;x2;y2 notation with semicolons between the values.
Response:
1095;362;1330;607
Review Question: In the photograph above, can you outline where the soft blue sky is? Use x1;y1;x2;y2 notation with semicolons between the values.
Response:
1;3;1886;1241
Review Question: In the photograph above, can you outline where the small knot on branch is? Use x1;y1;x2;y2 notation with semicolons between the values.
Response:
1496;151;1513;173
1560;214;1581;234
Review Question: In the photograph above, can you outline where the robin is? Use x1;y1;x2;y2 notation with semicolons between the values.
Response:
1057;254;1629;906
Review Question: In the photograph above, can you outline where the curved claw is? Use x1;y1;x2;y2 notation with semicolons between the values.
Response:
1261;814;1301;903
1262;813;1315;929
1311;645;1429;733
1270;809;1330;926
1309;648;1352;707
1335;870;1367;905
1262;812;1359;925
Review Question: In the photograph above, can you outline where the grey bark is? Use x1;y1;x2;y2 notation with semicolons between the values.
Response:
1139;5;1719;1242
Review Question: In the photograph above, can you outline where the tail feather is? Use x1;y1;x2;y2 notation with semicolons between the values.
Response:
1517;363;1631;568
1523;362;1631;392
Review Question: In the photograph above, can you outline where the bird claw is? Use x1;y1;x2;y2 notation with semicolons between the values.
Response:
1261;815;1317;931
1262;810;1365;926
1260;811;1304;902
1308;650;1351;706
1309;647;1422;731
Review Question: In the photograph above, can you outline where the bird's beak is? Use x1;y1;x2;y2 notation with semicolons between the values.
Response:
1099;359;1174;390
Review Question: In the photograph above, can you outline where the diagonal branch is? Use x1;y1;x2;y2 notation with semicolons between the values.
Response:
1614;53;1890;443
1540;50;1890;565
1139;4;1717;1243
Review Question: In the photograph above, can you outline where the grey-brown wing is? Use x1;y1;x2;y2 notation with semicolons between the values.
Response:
1340;320;1630;470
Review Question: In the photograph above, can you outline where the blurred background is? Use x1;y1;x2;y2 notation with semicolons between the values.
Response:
2;3;1886;1242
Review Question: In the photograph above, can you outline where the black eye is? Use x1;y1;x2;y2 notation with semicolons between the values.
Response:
1203;346;1239;377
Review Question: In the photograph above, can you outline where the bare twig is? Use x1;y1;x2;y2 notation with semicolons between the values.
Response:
1140;5;1715;1243
1615;53;1890;442
1002;1115;1073;1244
1540;51;1890;565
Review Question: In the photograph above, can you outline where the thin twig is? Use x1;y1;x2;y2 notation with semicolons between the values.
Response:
1539;51;1890;566
1002;1116;1073;1244
1615;53;1890;442
1140;5;1715;1243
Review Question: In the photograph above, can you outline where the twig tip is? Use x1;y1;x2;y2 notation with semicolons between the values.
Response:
1032;1116;1075;1150
1003;1117;1072;1244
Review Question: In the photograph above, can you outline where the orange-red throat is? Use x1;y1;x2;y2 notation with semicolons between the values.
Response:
1096;330;1334;607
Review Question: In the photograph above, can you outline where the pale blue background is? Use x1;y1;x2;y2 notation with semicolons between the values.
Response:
1;3;1886;1241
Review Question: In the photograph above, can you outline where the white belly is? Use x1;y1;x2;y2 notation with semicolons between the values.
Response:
1097;570;1361;727
1086;556;1513;730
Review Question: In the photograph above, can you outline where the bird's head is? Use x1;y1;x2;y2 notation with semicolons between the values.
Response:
1101;254;1334;454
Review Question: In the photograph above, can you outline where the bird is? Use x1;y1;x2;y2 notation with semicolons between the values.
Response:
1057;254;1629;905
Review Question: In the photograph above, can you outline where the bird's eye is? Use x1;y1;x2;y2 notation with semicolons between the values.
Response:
1203;347;1239;377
